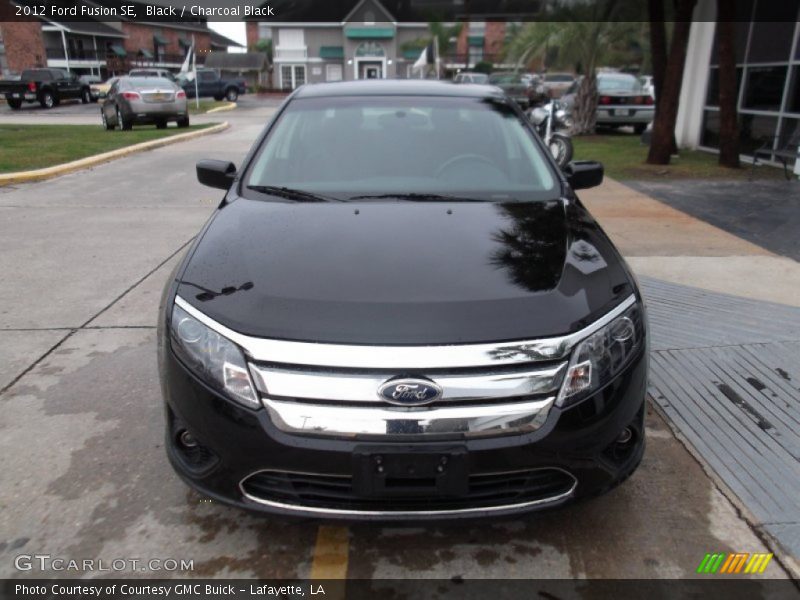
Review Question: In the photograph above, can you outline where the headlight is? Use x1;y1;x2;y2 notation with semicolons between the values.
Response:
557;302;644;408
170;304;259;409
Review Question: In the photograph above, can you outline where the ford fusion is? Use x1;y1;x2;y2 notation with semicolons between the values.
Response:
158;81;648;519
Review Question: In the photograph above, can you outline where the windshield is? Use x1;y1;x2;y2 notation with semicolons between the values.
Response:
598;76;642;93
243;96;558;202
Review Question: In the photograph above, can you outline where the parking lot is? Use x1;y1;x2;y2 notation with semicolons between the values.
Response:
0;101;796;581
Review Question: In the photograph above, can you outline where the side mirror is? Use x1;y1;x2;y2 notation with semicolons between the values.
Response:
197;160;236;190
564;160;603;190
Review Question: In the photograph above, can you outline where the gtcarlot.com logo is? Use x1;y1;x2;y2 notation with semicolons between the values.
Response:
697;552;773;574
14;554;194;572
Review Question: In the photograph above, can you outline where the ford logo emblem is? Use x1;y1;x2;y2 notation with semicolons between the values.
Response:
377;378;443;406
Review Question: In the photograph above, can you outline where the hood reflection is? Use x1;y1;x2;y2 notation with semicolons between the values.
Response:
490;201;567;293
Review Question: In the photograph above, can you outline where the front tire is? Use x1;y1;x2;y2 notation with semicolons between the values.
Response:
6;98;22;110
548;133;574;169
39;91;55;109
177;116;190;128
81;88;92;104
225;87;238;102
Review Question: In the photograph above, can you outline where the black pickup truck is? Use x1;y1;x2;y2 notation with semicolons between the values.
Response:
177;68;246;102
0;68;92;109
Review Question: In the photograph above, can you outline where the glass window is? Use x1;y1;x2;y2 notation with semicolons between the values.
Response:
739;113;778;155
701;110;720;148
597;75;641;93
705;66;743;107
748;0;798;63
787;66;800;114
779;118;798;155
244;96;558;200
742;66;787;111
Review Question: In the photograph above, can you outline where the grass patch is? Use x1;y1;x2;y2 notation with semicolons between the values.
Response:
188;99;232;114
0;123;215;173
572;132;785;181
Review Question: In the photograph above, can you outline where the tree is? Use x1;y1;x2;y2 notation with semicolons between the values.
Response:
646;0;697;165
716;0;739;168
504;2;639;134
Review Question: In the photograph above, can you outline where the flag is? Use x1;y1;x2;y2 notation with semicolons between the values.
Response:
412;41;435;73
179;43;194;80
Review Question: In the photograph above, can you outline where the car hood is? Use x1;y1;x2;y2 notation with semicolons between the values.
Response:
177;197;634;345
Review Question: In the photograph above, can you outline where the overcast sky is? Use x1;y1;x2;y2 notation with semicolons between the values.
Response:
208;21;247;51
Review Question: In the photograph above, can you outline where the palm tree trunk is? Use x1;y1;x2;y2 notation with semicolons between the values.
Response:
716;1;740;168
647;0;697;165
573;73;598;134
648;0;667;105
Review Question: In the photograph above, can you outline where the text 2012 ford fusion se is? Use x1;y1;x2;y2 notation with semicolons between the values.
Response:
158;81;648;519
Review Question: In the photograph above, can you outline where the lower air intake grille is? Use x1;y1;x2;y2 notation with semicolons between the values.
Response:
241;468;576;513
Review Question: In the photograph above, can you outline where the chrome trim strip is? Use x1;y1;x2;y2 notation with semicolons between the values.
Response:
249;363;567;403
263;396;555;437
239;467;577;517
174;294;636;369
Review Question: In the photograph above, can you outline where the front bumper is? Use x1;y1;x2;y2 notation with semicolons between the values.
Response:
160;341;647;520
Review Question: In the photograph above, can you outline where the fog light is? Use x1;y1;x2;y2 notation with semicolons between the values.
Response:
617;427;633;444
179;430;198;448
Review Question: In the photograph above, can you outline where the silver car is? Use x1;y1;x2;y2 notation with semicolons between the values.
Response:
101;76;189;131
562;73;654;134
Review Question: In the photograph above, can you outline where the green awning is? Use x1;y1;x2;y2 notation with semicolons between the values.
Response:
110;45;126;57
153;34;169;45
402;48;422;59
468;34;485;47
137;48;153;58
345;27;394;39
179;38;191;48
319;46;344;59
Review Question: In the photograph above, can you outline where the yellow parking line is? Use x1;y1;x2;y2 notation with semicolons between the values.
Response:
310;525;350;580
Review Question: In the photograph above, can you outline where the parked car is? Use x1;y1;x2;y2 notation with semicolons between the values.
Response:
90;77;118;102
128;68;176;82
101;76;189;130
177;68;246;102
541;73;575;98
79;74;102;86
640;75;655;99
487;71;534;108
453;72;489;84
0;68;92;109
159;80;648;520
561;73;655;134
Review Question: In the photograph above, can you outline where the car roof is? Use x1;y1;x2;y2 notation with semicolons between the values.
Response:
293;79;505;99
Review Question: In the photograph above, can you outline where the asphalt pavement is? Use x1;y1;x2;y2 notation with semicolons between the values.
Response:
0;101;793;581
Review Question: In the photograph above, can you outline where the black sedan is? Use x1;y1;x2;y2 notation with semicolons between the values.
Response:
158;80;648;520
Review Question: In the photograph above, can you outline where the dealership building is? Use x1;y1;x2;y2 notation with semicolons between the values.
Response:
676;0;800;167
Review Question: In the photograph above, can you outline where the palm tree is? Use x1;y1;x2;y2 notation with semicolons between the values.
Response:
504;13;632;134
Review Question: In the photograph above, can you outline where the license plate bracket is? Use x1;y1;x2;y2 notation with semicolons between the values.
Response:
353;445;468;498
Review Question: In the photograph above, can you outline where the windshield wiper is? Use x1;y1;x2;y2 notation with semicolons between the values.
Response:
246;185;343;203
348;193;489;202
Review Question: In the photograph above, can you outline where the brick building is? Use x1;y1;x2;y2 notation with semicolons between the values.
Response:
0;0;239;78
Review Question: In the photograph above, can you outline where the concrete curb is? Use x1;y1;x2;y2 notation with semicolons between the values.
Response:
0;121;230;187
206;102;237;113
